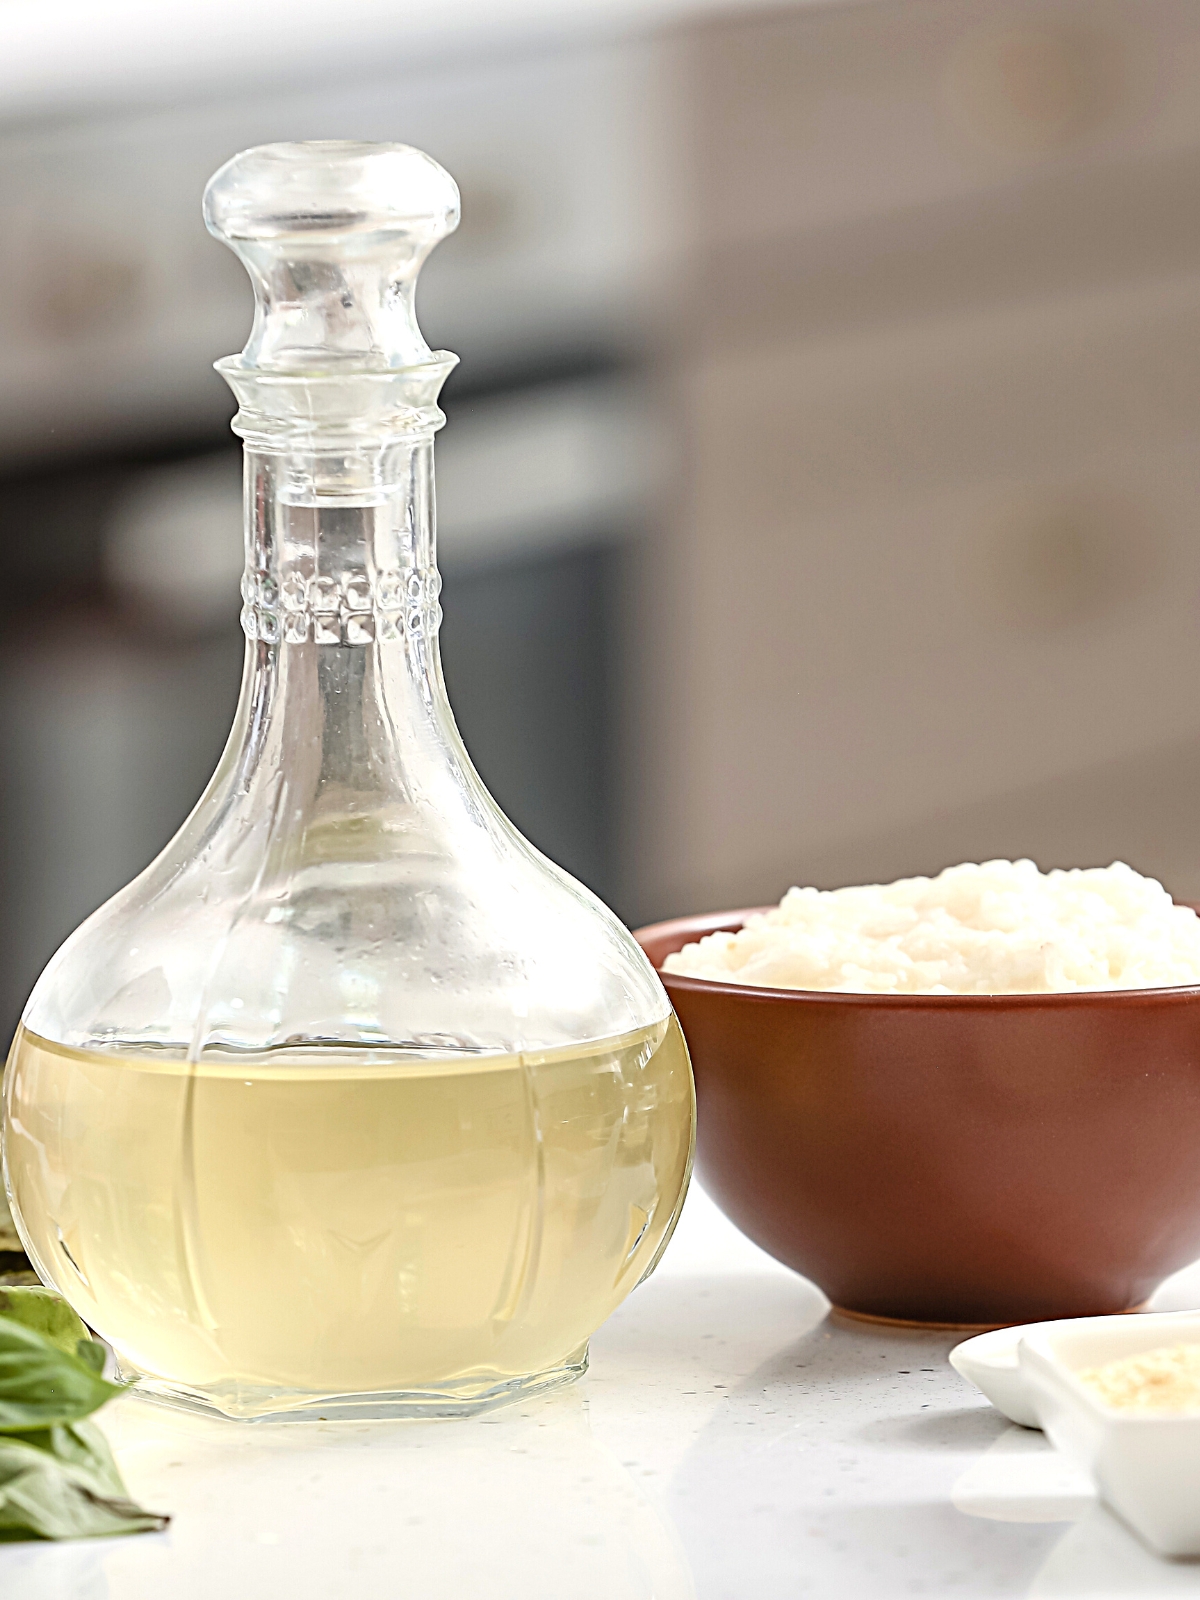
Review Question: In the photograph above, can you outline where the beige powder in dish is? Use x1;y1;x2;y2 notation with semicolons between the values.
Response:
1078;1344;1200;1413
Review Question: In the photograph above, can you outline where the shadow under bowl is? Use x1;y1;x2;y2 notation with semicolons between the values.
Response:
635;908;1200;1327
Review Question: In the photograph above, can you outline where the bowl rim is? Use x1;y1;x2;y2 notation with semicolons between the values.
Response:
633;906;1200;1009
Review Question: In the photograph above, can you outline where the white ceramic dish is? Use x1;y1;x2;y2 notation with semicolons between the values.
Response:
949;1310;1196;1430
1019;1313;1200;1558
948;1321;1055;1428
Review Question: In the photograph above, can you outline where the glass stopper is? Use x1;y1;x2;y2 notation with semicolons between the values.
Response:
203;141;461;374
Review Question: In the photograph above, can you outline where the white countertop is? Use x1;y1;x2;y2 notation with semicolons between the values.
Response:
5;1185;1200;1599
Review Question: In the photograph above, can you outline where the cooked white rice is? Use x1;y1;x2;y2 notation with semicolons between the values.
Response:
662;859;1200;995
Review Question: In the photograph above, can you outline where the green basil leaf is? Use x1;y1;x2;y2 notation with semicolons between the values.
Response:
19;1420;128;1500
0;1318;122;1431
73;1340;107;1375
0;1289;91;1359
0;1429;168;1541
64;1419;125;1497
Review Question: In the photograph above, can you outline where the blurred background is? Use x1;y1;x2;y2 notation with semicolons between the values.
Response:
4;0;1200;1046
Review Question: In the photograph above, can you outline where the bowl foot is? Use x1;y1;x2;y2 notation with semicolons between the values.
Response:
831;1302;1148;1333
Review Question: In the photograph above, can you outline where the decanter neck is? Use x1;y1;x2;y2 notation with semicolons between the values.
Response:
239;436;443;652
221;427;481;874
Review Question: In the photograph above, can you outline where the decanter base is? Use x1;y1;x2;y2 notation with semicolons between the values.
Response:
117;1346;590;1423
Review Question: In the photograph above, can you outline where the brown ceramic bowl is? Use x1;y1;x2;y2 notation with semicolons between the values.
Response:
636;907;1200;1328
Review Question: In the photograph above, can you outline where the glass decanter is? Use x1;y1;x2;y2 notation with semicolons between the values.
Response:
2;142;694;1421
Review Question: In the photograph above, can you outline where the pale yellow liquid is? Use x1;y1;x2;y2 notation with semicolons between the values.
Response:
3;1018;693;1417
